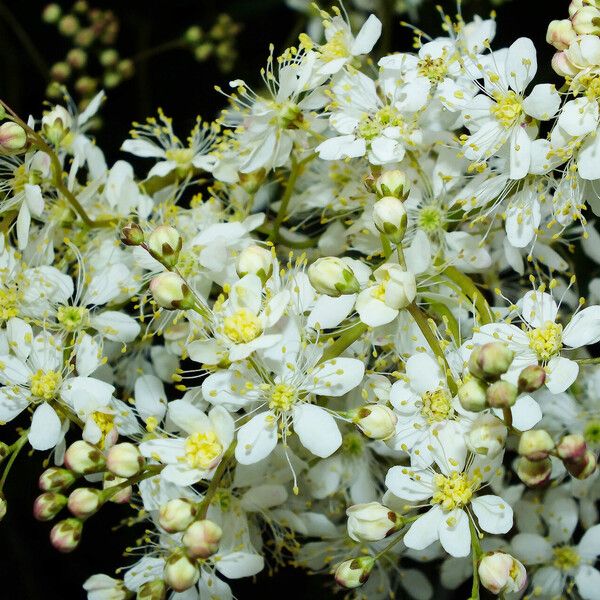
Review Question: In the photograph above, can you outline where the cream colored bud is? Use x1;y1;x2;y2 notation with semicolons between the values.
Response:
469;342;514;381
572;6;600;35
458;378;488;412
569;0;585;18
149;272;194;310
373;196;408;243
518;365;546;393
308;257;360;297
182;519;223;558
334;556;374;589
163;550;199;593
516;457;552;487
546;19;577;50
352;405;397;440
147;225;183;268
34;492;67;521
374;169;410;199
103;473;132;504
64;440;106;474
478;552;527;595
236;245;273;282
67;487;103;518
42;4;62;23
486;380;518;409
106;443;144;478
50;518;83;553
158;498;198;533
346;502;400;542
551;51;579;77
467;414;507;458
42;105;72;145
39;467;76;492
518;429;555;461
0;122;27;151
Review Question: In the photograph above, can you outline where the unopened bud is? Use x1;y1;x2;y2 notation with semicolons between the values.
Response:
99;49;119;68
42;4;62;23
478;552;527;595
137;579;167;600
42;105;72;145
346;502;401;542
67;48;87;69
103;473;132;504
185;26;202;44
50;61;71;82
50;518;83;553
106;443;144;478
352;405;397;440
64;440;106;474
551;51;579;77
518;364;546;393
373;196;408;243
33;492;67;521
486;380;518;409
374;170;410;200
159;498;198;533
236;245;273;282
569;0;585;18
334;556;374;589
518;429;554;461
565;450;597;479
67;487;103;518
39;467;77;492
516;457;552;487
469;343;514;381
308;257;360;297
467;414;507;458
458;378;488;412
83;575;128;600
149;272;195;310
557;433;587;462
164;549;199;593
182;519;222;558
0;122;27;151
121;222;144;246
546;19;577;50
147;225;183;268
572;6;600;35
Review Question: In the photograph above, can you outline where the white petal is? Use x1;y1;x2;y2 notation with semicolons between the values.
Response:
509;126;531;180
235;411;278;465
578;524;600;560
511;532;553;564
350;14;382;55
134;374;167;422
576;566;600;600
519;290;558;328
563;306;600;347
578;133;600;181
168;400;210;434
90;311;140;342
558;97;598;137
308;358;365;397
405;353;444;395
385;466;433;501
293;404;341;458
139;438;185;463
546;356;579;394
121;139;166;158
509;394;542;431
216;552;264;579
438;508;471;557
471;495;513;534
403;505;444;551
522;84;560;120
28;402;62;450
505;37;537;93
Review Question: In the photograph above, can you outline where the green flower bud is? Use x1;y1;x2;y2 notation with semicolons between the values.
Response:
308;257;360;297
0;122;27;151
458;378;488;412
121;222;145;246
469;342;514;381
486;380;518;409
373;196;408;243
33;492;67;521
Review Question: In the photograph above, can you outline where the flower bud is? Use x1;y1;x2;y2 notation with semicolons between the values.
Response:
0;493;6;521
0;122;27;151
42;105;72;145
182;519;222;558
106;443;144;478
67;48;87;69
458;378;488;412
518;364;546;393
346;502;401;542
50;518;83;553
67;487;103;518
374;170;410;200
352;405;397;440
236;245;273;282
58;14;79;36
33;492;67;521
64;440;106;474
551;51;579;77
39;467;77;492
121;222;145;246
565;450;597;479
149;272;195;310
147;225;183;268
373;196;408;243
467;414;507;458
158;498;198;533
334;556;374;589
163;550;199;593
572;6;600;35
50;61;71;82
478;552;527;595
42;4;62;23
546;19;577;50
556;433;587;462
103;473;132;504
486;380;518;409
518;429;554;461
137;579;167;600
308;257;360;297
469;342;514;381
516;457;552;487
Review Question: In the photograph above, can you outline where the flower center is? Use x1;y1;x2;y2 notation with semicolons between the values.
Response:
417;56;447;83
421;387;454;424
165;148;194;166
0;285;21;322
30;369;62;400
271;100;302;129
317;29;349;62
269;383;297;412
223;308;263;344
357;106;403;141
490;91;523;129
432;471;477;512
527;320;563;361
342;431;365;456
584;419;600;445
176;249;198;279
57;305;89;332
185;431;223;469
553;546;580;572
91;411;115;449
418;205;445;234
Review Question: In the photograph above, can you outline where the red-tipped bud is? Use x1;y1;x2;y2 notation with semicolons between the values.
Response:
182;519;222;558
34;492;67;521
518;365;546;393
39;467;77;492
50;518;83;553
518;429;555;461
106;442;144;478
67;487;103;518
516;457;552;487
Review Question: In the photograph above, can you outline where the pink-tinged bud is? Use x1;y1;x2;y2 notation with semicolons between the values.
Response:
149;272;195;310
518;365;546;393
103;473;132;504
478;552;527;595
182;519;222;558
334;556;374;589
557;434;587;462
121;222;144;246
566;450;597;479
346;502;401;542
50;518;83;553
163;550;199;592
572;6;600;35
551;51;579;77
137;579;167;600
518;429;555;461
158;498;198;533
33;492;67;521
106;443;144;478
352;405;398;440
516;457;552;487
64;440;106;474
0;492;6;521
458;378;488;412
486;380;518;409
469;342;514;381
467;414;507;459
546;19;577;50
0;122;27;151
39;467;77;492
67;488;103;518
147;225;183;268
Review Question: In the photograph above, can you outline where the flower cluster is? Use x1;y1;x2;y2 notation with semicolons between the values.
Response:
1;3;600;600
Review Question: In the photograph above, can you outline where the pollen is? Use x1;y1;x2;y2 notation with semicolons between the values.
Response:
420;387;454;424
417;56;447;83
432;471;477;511
0;286;21;322
223;308;263;344
91;411;115;449
185;431;223;469
357;106;403;141
418;205;445;234
57;305;89;332
552;546;580;571
490;91;523;129
269;382;297;412
318;29;349;63
29;369;62;400
527;320;563;361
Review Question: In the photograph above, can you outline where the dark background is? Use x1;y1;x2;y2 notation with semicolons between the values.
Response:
0;0;568;598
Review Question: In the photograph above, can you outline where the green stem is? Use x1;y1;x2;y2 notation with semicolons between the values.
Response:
0;429;29;490
444;267;494;325
469;518;482;600
101;464;163;502
502;407;513;429
320;322;368;364
575;357;600;365
197;441;236;519
428;301;460;344
380;234;392;259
